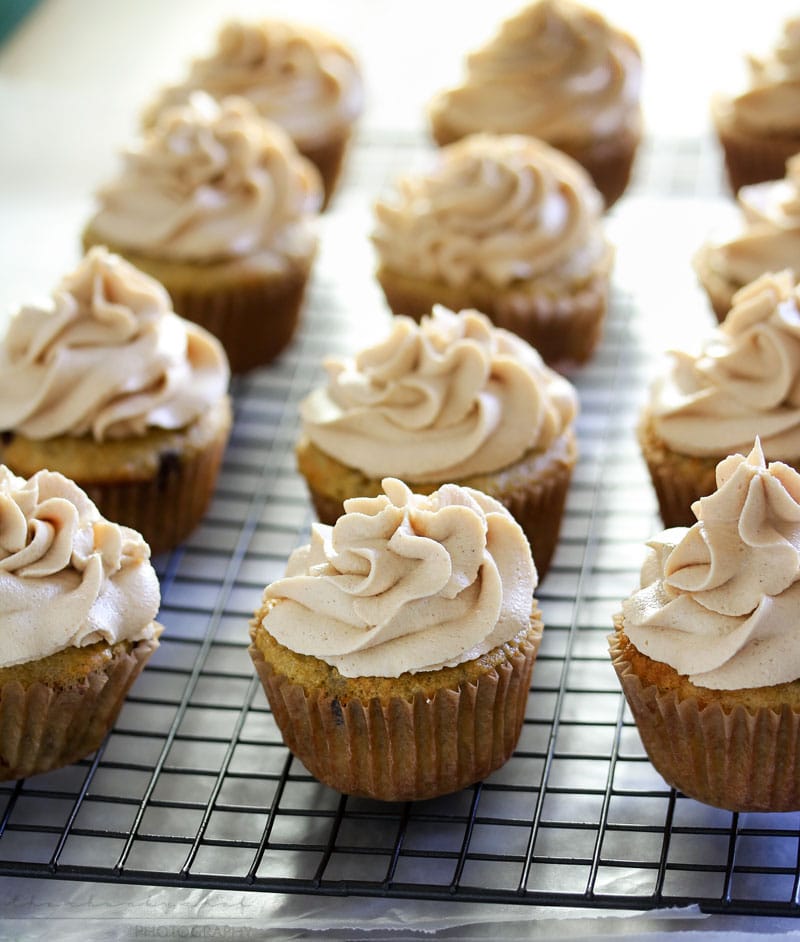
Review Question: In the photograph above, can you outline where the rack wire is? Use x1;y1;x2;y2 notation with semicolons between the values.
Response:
3;131;799;919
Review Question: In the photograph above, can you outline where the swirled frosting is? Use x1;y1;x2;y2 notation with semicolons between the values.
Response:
142;19;363;149
372;134;609;290
649;271;800;459
623;440;800;689
301;306;578;480
718;17;800;136
88;93;322;267
698;155;800;288
0;465;160;668
0;246;229;441
261;478;536;677
428;0;641;144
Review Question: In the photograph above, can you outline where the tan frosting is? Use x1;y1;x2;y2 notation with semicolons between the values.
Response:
623;441;800;690
0;247;229;441
428;0;641;144
700;156;800;287
649;271;800;459
300;306;578;480
0;465;160;668
261;478;536;678
372;133;609;291
88;93;321;268
720;18;800;135
142;19;363;149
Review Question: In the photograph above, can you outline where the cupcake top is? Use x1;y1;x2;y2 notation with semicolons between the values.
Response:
142;19;363;150
0;465;161;668
0;246;229;441
87;93;322;268
715;17;800;136
260;478;536;677
428;0;641;145
648;271;800;460
372;133;610;292
300;306;578;480
623;440;800;690
697;155;800;288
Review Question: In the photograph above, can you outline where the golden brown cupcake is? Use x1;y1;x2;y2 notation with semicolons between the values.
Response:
427;0;642;209
639;271;800;528
250;478;542;802
296;307;578;580
0;247;232;555
694;154;800;321
141;19;363;207
611;441;800;812
0;465;162;780
713;16;800;193
372;134;614;368
83;93;322;372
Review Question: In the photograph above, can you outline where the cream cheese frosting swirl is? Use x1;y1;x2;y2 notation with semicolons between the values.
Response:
0;465;160;668
428;0;641;144
649;271;800;459
0;247;229;441
261;478;536;677
719;17;800;136
623;441;800;689
372;133;609;290
698;156;800;288
88;93;322;267
142;19;363;149
301;307;578;480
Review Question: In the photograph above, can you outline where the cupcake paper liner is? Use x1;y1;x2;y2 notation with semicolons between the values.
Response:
555;128;640;211
610;622;800;812
249;626;541;802
299;132;351;211
0;632;161;782
716;123;800;194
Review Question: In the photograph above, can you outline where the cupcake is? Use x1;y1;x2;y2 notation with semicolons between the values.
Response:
372;133;614;367
694;154;800;321
0;246;232;555
83;93;322;372
0;465;162;781
427;0;642;209
713;16;800;194
141;18;363;207
611;440;800;812
638;271;800;528
296;306;578;580
249;477;542;802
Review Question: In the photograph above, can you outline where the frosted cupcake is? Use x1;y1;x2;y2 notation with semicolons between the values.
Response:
297;306;578;579
694;154;800;321
84;93;322;372
141;19;363;207
713;16;800;193
0;247;232;554
611;441;800;812
250;478;542;802
0;466;162;781
639;271;800;528
428;0;642;209
372;134;614;367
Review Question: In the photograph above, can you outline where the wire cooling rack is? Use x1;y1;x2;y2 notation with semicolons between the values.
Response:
3;132;799;919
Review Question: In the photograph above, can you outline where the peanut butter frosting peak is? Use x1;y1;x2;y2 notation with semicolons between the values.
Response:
623;440;800;689
428;0;641;143
649;271;800;459
300;307;578;480
142;19;363;149
372;133;609;290
261;478;536;677
0;465;160;668
0;246;230;441
88;93;322;265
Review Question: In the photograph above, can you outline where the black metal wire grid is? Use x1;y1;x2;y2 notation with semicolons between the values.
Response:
3;132;800;919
